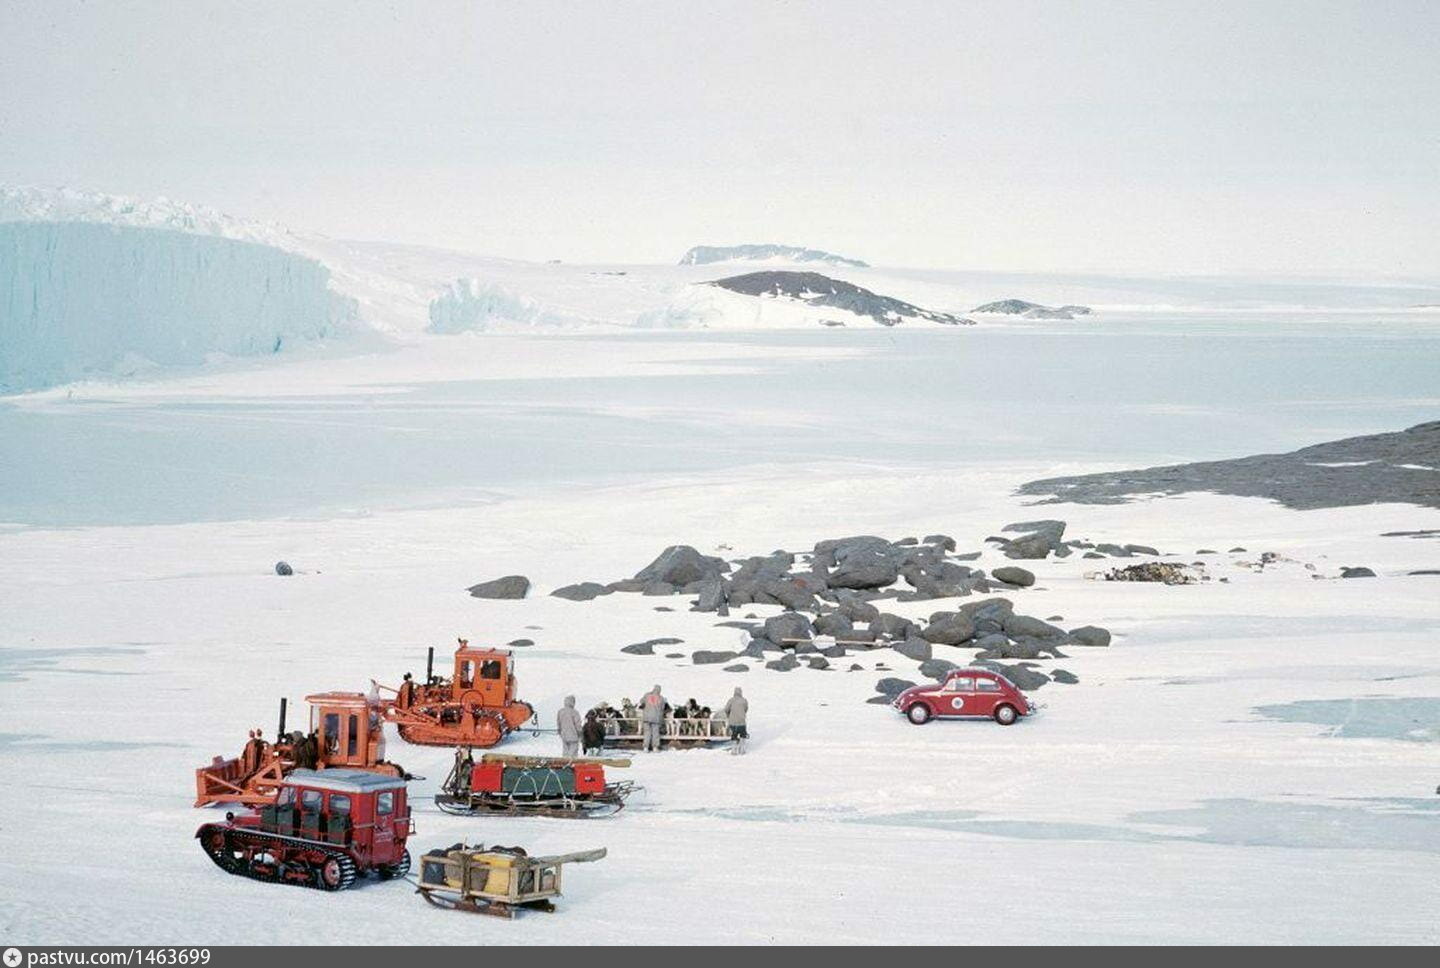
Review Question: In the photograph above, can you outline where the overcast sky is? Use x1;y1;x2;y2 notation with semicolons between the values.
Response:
2;0;1436;275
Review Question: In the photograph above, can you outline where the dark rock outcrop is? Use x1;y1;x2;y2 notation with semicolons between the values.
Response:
707;271;974;327
467;575;530;599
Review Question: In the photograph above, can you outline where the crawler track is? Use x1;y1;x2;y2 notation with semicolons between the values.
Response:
197;823;359;891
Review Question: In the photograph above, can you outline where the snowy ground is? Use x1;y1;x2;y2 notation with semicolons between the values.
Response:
2;207;1439;941
2;460;1438;944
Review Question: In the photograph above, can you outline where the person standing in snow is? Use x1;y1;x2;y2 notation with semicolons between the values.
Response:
556;695;583;757
640;685;667;752
723;687;749;755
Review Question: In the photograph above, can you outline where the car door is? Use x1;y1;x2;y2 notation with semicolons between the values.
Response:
970;675;1003;717
940;676;974;717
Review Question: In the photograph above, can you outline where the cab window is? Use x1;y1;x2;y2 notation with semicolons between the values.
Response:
323;713;340;752
947;677;974;692
458;661;473;688
347;714;359;757
377;791;394;816
300;789;322;812
975;678;1000;692
481;659;501;680
277;786;296;807
329;794;351;815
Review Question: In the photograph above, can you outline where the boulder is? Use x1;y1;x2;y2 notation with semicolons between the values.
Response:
970;632;1009;652
833;593;881;624
1094;543;1131;557
870;612;916;640
1068;625;1111;647
759;577;817;611
723;664;749;673
692;578;728;612
692;650;739;665
828;548;900;589
893;637;933;662
765;654;800;672
621;636;682;656
274;561;293;576
1125;544;1160;556
641;581;676;596
635;545;728;586
762;611;815;649
1340;566;1377;578
1002;533;1054;560
920;613;975;646
606;579;648;593
551;581;610;601
467;575;530;599
874;677;916;697
821;644;849;658
806;656;830;670
923;534;957;551
813;612;854;637
1003;519;1066;542
991;566;1035;588
508;638;534;648
976;661;1048;690
919;658;958;680
1002;614;1067;639
1051;669;1079;684
814;535;892;564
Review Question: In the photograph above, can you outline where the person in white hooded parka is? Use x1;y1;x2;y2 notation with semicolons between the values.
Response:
557;694;583;756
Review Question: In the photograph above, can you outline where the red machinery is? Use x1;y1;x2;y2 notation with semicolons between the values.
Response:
196;769;413;891
382;641;535;748
436;751;636;818
193;693;408;807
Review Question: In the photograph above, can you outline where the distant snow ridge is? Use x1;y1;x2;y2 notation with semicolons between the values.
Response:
679;243;869;269
427;277;600;333
707;270;974;327
0;222;354;393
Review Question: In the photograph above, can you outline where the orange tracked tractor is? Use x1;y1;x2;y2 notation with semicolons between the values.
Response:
194;692;408;808
381;640;535;748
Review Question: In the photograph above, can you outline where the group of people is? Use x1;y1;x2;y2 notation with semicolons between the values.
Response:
555;686;750;755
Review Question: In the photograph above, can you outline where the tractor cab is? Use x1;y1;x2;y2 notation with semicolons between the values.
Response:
306;692;388;769
449;644;516;707
259;769;411;857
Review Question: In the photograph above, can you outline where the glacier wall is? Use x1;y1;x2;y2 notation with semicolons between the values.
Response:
1;221;353;392
428;277;598;332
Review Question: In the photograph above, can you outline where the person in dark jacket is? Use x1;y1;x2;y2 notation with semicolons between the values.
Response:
582;709;605;756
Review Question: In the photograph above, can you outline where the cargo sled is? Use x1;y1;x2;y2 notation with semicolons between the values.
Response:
435;750;636;818
417;843;606;918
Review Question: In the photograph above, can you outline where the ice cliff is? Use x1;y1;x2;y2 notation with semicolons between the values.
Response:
0;221;354;392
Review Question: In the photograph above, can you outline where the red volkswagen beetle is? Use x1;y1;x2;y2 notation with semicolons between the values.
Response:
892;668;1035;726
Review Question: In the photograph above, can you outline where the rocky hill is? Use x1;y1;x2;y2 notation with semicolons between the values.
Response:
706;270;973;327
973;298;1092;319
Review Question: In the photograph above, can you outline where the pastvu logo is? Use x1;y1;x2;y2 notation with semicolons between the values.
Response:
3;947;22;967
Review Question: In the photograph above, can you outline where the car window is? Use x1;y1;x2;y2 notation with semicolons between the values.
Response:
947;677;974;692
377;791;394;816
975;678;1000;692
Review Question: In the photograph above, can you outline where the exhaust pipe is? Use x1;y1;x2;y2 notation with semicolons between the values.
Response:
276;697;288;742
426;646;434;684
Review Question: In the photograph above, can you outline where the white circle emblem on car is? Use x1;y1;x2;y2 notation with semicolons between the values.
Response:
951;697;964;710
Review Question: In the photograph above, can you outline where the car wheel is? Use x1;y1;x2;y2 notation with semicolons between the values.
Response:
906;703;932;725
994;704;1017;726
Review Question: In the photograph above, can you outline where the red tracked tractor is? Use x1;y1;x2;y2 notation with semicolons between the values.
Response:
196;769;413;891
380;640;535;748
193;692;409;808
